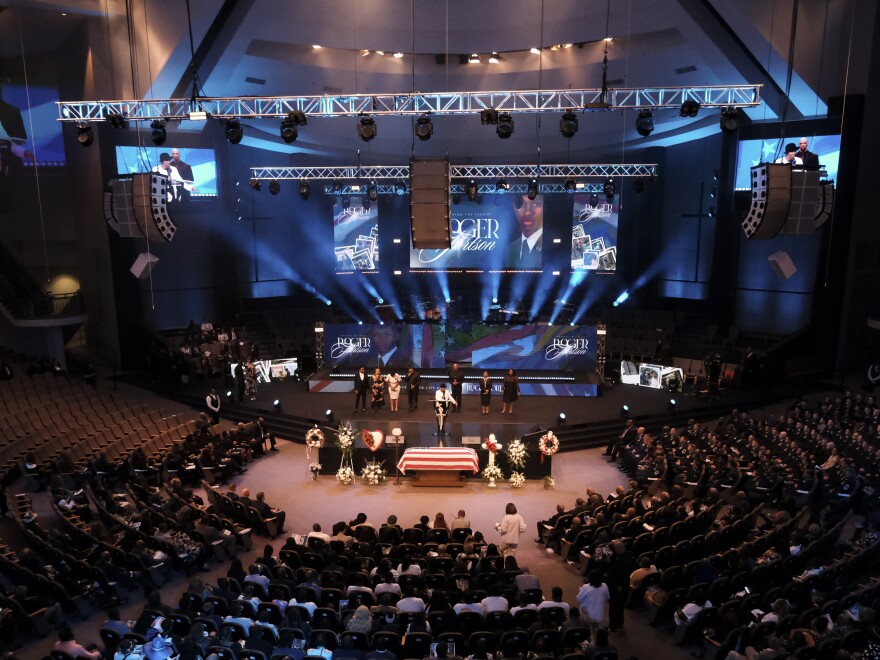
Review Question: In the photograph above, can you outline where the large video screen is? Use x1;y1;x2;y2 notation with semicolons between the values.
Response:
571;194;618;272
333;199;379;272
735;135;840;190
324;322;597;372
115;146;218;196
0;83;66;168
410;193;544;271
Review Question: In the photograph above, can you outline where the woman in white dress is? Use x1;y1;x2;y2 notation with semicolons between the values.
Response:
385;371;402;413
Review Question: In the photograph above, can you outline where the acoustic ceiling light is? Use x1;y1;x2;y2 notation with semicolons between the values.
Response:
465;179;477;201
357;116;377;141
496;112;514;138
635;109;654;137
76;121;93;147
481;108;499;125
225;118;243;144
680;99;700;118
559;111;578;138
720;106;740;134
299;180;310;200
269;179;280;195
249;178;261;191
415;114;433;141
488;52;500;64
527;179;538;200
150;119;166;145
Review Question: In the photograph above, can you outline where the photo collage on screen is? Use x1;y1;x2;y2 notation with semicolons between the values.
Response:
333;198;379;272
571;193;618;272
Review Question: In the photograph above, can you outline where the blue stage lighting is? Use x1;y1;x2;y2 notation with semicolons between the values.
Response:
445;297;451;303
325;299;332;306
492;297;498;304
613;290;630;307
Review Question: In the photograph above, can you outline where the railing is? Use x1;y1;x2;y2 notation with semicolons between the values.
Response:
48;292;83;317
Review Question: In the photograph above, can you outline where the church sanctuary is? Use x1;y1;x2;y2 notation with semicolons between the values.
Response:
1;1;879;659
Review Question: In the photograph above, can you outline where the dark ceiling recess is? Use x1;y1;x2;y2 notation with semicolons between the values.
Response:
675;65;698;75
245;76;266;85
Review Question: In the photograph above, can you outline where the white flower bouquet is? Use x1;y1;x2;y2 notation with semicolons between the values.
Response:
482;464;504;481
506;438;529;469
509;472;526;488
336;423;355;455
361;460;387;485
336;466;355;485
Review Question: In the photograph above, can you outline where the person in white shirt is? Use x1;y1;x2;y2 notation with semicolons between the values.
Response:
775;143;804;166
307;523;331;544
495;502;527;557
434;384;456;434
152;152;191;201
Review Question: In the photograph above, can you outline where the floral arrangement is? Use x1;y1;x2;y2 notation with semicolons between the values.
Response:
308;463;322;480
509;472;526;488
543;475;555;489
482;433;502;454
538;431;560;462
305;427;325;448
482;464;504;481
336;466;355;485
362;429;384;452
336;423;355;455
361;460;387;485
505;438;529;469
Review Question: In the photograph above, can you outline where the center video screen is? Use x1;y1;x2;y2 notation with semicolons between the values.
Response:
0;83;66;168
571;193;618;272
114;146;218;197
734;135;840;190
409;193;545;271
333;198;379;272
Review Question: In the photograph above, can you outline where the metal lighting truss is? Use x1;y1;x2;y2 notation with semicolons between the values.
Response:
321;183;608;196
56;85;761;121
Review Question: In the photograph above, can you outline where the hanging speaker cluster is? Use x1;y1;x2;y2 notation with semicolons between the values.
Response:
742;164;835;240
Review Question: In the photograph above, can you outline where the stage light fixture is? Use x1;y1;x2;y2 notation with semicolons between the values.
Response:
620;404;629;418
332;181;342;193
633;177;645;193
720;106;739;134
150;119;167;145
527;179;538;200
680;99;700;118
299;180;310;200
668;398;677;412
341;195;351;209
589;193;599;206
492;297;498;303
559;111;578;138
249;178;261;191
225;118;243;144
361;195;371;209
415;114;433;141
395;180;407;195
558;413;567;427
613;290;629;307
367;184;378;201
603;177;616;201
273;399;282;412
76;121;93;146
451;193;461;205
357;115;377;141
269;179;281;195
496;178;509;191
635;109;654;137
465;179;477;201
496;112;514;138
445;297;452;303
480;108;499;125
707;206;715;218
489;52;500;64
280;113;299;143
325;409;335;424
225;390;232;398
564;178;576;192
710;187;717;199
105;111;126;128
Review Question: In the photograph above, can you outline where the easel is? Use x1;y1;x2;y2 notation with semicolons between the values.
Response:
388;428;405;486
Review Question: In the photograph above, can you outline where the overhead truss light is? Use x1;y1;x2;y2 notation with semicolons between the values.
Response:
496;112;514;138
299;180;310;200
680;99;700;118
225;118;243;144
603;177;615;200
280;110;306;143
465;179;477;201
269;179;280;195
105;111;126;128
564;178;576;192
415;114;433;141
635;109;654;137
357;115;377;141
249;178;261;191
150;119;166;145
481;108;499;125
720;106;739;134
527;179;538;200
76;121;93;147
559;111;578;138
495;178;509;191
488;52;500;64
367;184;378;201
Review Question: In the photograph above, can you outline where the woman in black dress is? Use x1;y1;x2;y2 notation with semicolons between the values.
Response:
501;368;519;414
370;367;385;412
479;370;492;415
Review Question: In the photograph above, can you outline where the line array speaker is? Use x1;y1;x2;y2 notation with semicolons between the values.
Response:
410;158;450;249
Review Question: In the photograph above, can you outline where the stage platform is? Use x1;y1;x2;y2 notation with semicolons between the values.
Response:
309;368;601;397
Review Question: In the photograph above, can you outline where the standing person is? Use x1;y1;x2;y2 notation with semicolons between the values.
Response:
354;366;369;413
434;384;456;435
385;370;402;413
370;368;385;413
479;371;492;415
244;358;257;401
796;137;820;170
151;152;187;202
205;388;221;425
447;362;464;413
170;148;198;193
234;360;245;402
606;540;636;633
501;369;519;414
405;367;421;412
495;502;527;558
775;143;803;166
576;571;610;639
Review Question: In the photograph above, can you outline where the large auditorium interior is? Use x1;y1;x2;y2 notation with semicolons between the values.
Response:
1;1;880;659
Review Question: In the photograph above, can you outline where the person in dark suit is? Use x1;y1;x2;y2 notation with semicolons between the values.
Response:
405;367;421;412
447;363;464;413
354;366;369;413
170;149;197;188
797;137;820;171
479;370;492;415
605;418;637;460
504;194;544;269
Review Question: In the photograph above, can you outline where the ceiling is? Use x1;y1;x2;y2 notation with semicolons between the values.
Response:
2;0;870;165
